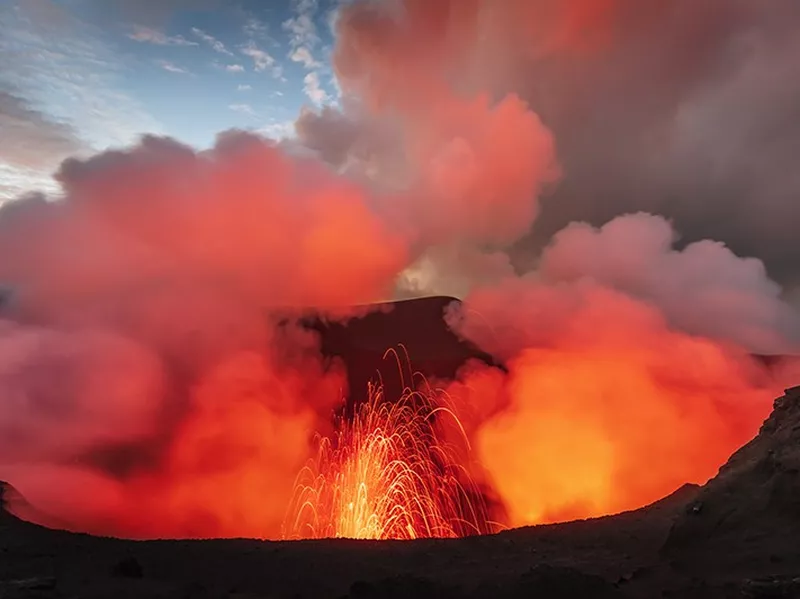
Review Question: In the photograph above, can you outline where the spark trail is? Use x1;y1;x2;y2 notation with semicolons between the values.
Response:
283;353;493;540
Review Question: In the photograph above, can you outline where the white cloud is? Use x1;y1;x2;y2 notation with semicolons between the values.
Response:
258;119;295;140
243;17;268;39
330;79;342;102
0;162;62;204
303;72;329;106
191;27;233;56
289;46;321;69
241;41;274;71
325;5;340;35
237;84;252;91
0;1;161;200
226;64;245;73
240;41;283;79
128;25;197;46
229;103;256;116
292;0;319;13
283;0;320;50
158;60;190;74
283;14;319;49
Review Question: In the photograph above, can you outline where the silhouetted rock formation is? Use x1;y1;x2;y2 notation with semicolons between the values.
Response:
0;480;8;511
307;296;501;408
0;480;19;516
664;385;800;577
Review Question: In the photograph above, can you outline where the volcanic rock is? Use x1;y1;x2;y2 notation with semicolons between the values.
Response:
741;576;800;598
0;577;57;599
663;385;800;577
111;556;144;579
0;480;61;531
0;480;25;521
481;565;624;598
346;575;464;599
306;296;501;406
344;565;623;599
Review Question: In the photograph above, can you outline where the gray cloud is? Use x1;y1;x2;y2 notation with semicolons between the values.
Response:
191;26;233;55
0;0;162;200
505;0;800;286
0;90;85;171
302;0;800;288
537;212;800;353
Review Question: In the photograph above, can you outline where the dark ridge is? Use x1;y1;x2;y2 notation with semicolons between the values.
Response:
663;385;800;578
0;480;8;511
1;480;28;522
0;480;24;512
0;480;52;527
638;483;701;514
305;296;503;407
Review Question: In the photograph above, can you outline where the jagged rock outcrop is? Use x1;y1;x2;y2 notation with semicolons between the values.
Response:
663;385;800;575
0;480;45;526
0;480;14;514
0;480;20;526
306;295;502;407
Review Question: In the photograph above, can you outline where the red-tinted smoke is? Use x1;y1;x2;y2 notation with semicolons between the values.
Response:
1;0;798;538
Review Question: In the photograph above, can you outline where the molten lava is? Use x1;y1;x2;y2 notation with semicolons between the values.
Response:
283;374;493;540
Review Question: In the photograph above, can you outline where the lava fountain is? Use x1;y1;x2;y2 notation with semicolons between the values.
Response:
283;356;494;540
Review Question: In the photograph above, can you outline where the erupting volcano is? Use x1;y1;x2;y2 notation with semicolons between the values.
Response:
2;0;800;586
284;365;494;540
4;0;800;594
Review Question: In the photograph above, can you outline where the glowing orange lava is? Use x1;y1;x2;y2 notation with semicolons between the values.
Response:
282;370;493;540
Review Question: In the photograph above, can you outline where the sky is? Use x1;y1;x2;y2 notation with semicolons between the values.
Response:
0;0;340;201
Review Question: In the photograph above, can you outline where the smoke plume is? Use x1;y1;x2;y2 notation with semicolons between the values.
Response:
0;133;408;537
445;279;792;525
1;0;799;537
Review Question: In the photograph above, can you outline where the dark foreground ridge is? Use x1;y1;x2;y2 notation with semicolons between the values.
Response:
3;387;799;598
663;386;800;583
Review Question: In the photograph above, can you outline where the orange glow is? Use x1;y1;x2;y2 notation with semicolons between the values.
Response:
446;283;784;527
3;0;799;548
476;348;768;524
283;361;493;540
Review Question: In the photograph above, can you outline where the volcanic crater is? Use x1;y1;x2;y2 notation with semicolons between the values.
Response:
2;300;799;599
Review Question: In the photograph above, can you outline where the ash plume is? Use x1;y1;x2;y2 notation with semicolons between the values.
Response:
305;0;800;287
0;133;406;537
1;0;799;538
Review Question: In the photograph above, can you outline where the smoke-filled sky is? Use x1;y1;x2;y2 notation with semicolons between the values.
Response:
4;0;799;289
2;0;800;540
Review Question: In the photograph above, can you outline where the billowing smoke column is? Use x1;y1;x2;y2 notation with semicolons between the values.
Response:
2;0;800;538
0;134;410;537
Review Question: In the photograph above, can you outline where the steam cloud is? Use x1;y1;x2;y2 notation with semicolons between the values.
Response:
1;0;799;537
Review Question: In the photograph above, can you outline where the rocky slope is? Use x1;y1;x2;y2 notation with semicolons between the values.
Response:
664;385;800;585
